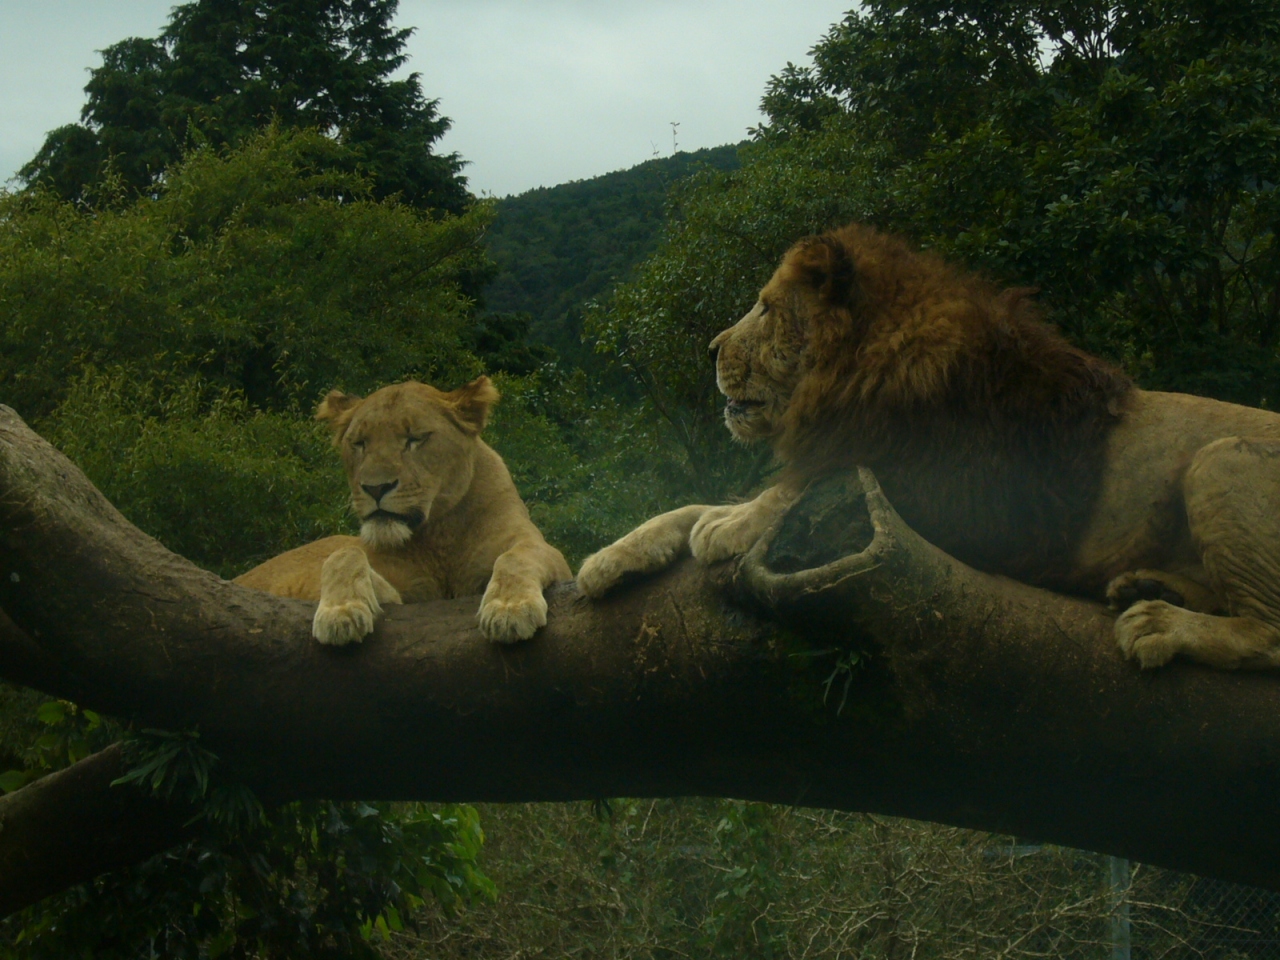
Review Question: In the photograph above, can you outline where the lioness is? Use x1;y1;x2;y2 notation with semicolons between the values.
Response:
237;377;570;644
578;223;1280;671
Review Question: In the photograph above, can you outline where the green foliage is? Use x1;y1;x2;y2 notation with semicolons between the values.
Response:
466;312;556;377
585;141;863;500
0;700;113;795
42;371;350;577
0;705;491;960
1;126;488;420
3;799;492;960
486;369;689;565
485;145;741;371
112;728;220;804
18;0;468;214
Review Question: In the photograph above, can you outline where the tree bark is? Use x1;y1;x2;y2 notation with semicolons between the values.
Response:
2;403;1280;916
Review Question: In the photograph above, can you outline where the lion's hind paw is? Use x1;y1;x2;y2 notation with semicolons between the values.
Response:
1107;572;1184;610
1106;569;1220;614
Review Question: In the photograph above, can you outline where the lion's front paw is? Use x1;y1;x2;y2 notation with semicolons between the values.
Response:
690;504;766;564
313;599;377;646
577;545;637;599
1114;600;1186;669
478;589;547;643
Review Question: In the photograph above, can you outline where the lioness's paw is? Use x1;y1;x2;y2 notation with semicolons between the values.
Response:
690;504;766;564
313;600;376;646
1114;600;1185;669
478;590;547;643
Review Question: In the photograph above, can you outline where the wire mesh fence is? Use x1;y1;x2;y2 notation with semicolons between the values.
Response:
1118;865;1280;960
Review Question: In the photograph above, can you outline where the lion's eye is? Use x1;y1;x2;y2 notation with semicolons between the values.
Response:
350;439;366;452
406;434;431;450
760;301;771;315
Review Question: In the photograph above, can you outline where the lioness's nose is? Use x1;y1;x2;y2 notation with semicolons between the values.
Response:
362;480;398;503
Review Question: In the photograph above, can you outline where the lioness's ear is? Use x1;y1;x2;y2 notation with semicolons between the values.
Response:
787;235;855;306
447;376;500;435
315;390;361;441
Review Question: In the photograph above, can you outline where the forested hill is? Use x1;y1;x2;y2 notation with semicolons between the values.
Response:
482;144;740;362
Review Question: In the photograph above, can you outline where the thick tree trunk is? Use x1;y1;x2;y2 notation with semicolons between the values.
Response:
1;403;1280;917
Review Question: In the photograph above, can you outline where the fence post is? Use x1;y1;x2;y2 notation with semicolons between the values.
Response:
1109;856;1132;960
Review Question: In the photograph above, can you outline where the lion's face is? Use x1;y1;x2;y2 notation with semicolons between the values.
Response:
316;378;499;551
711;265;824;443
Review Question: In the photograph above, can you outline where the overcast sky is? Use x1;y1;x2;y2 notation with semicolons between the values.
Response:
0;0;853;198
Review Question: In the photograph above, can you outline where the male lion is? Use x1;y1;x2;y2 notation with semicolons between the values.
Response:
578;223;1280;671
236;377;570;645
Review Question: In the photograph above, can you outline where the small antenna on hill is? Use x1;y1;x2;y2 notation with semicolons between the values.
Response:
651;140;660;159
670;121;680;155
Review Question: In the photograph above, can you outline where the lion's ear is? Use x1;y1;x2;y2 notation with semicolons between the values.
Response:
315;390;361;441
447;376;500;435
787;235;856;306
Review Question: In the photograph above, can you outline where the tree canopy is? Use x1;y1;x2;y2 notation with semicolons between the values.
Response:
18;0;468;213
483;145;740;369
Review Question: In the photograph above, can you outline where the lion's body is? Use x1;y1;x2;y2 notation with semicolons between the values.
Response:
578;224;1280;671
237;379;569;644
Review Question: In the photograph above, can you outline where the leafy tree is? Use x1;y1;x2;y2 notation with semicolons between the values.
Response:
484;145;740;372
18;0;468;214
2;126;488;419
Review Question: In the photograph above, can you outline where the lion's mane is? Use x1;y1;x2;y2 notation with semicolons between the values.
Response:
774;224;1132;585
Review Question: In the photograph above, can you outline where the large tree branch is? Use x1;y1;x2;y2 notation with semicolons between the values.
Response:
1;403;1280;917
0;731;196;915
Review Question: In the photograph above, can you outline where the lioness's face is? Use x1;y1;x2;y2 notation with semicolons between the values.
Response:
317;379;497;551
711;271;812;443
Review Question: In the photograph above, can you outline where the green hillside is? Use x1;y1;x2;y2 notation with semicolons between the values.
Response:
482;144;741;365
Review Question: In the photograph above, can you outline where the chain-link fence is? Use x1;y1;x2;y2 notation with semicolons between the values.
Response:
1112;860;1280;960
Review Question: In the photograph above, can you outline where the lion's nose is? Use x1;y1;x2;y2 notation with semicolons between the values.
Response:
708;328;730;362
361;480;398;503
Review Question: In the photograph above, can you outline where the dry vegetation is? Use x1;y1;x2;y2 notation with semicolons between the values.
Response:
393;802;1270;959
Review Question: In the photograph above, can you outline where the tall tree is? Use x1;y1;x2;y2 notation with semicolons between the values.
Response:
18;0;469;214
